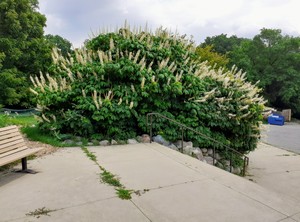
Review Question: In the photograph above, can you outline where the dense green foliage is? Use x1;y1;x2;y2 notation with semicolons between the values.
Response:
231;29;300;116
195;45;229;70
202;29;300;117
30;25;264;153
0;68;26;105
201;34;245;55
45;34;73;57
0;0;51;107
21;126;65;147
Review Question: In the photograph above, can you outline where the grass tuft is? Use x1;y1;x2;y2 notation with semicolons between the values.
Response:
101;170;122;187
116;189;132;200
81;147;97;161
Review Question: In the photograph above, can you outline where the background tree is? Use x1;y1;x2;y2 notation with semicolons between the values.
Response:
45;34;73;57
0;52;4;68
230;28;300;116
0;69;26;106
0;0;51;107
200;34;245;55
195;45;229;70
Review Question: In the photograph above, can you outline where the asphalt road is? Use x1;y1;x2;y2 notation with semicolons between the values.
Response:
261;121;300;154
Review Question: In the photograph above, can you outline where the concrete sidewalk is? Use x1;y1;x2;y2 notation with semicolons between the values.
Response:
247;143;300;203
261;122;300;154
1;143;300;221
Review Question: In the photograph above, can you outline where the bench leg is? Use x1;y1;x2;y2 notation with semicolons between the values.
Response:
22;157;27;171
15;157;38;174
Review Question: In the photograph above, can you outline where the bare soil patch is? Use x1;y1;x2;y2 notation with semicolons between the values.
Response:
24;137;59;157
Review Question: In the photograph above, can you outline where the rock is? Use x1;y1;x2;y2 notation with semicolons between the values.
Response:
191;148;204;160
183;146;193;155
168;143;179;151
76;141;83;146
215;161;224;169
215;153;222;161
111;139;118;145
100;140;110;146
204;156;214;165
87;142;93;146
127;139;138;144
175;140;193;149
204;156;217;165
224;160;231;167
175;141;183;149
225;166;242;175
207;149;213;156
225;166;234;172
141;134;151;143
63;139;74;145
136;136;143;143
232;167;241;175
186;141;193;148
201;148;208;153
201;159;207;164
152;135;169;146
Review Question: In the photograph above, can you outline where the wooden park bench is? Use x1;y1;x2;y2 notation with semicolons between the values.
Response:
0;125;43;173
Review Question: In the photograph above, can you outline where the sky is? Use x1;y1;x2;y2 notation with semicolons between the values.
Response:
39;0;300;48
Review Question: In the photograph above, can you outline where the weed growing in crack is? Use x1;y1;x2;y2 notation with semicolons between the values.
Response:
134;189;150;196
81;147;97;162
81;146;132;200
101;170;122;187
26;207;56;218
116;189;132;200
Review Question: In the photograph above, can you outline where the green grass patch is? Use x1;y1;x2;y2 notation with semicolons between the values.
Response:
21;126;65;147
116;189;132;200
0;114;79;147
101;170;122;187
0;114;37;127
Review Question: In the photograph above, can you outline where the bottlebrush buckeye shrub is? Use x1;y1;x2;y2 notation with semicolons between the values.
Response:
30;24;265;153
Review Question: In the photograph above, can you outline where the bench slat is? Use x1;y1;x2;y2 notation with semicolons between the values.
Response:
0;136;24;148
0;132;21;141
0;147;43;167
0;125;18;133
0;146;28;158
0;140;26;154
0;145;26;155
0;128;19;137
0;135;23;149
